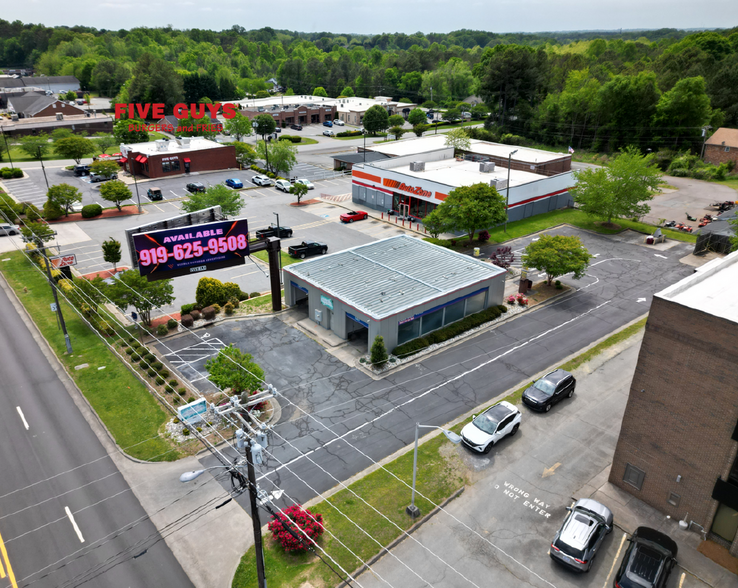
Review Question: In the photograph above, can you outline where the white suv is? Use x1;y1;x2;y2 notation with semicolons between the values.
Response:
460;401;521;453
333;119;345;126
275;179;292;192
252;175;274;187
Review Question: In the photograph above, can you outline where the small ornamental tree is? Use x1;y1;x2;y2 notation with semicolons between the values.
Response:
205;344;264;394
388;126;406;140
412;123;429;137
407;107;427;126
290;181;309;205
362;104;390;135
102;238;122;273
370;336;388;367
268;504;324;553
388;114;405;127
90;159;120;176
47;183;82;216
54;136;96;164
99;180;132;212
521;234;592;286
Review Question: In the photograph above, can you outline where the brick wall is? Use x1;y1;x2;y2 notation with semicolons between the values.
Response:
610;296;738;548
132;145;237;179
704;144;738;166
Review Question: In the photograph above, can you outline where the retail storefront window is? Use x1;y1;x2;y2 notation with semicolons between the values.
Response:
421;308;444;335
465;291;486;315
397;319;420;346
444;299;465;325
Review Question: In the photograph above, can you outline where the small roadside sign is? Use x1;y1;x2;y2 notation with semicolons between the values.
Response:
178;398;207;424
50;302;57;312
50;254;77;269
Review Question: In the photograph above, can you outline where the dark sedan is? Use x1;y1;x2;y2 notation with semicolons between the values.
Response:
614;527;677;588
522;368;575;412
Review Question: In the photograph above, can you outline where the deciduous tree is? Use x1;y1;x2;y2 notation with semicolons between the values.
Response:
107;269;174;326
18;134;51;160
408;108;426;126
99;180;132;212
205;344;264;394
54;136;96;164
290;182;308;205
432;183;507;244
522;234;592;286
224;112;252;141
94;133;116;156
47;183;82;217
181;184;244;218
444;127;471;154
362;105;389;135
90;159;120;176
113;119;149;144
102;238;122;274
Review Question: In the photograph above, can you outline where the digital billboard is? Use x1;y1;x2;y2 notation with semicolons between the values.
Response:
132;219;249;281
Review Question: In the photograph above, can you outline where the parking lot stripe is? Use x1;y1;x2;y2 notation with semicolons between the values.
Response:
678;572;685;588
603;532;627;588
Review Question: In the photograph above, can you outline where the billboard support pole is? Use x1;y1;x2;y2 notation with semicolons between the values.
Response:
266;237;282;312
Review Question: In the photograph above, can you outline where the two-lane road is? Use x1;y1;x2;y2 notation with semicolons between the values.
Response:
0;280;193;588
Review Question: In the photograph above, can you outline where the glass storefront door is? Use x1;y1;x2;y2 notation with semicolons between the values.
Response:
711;503;738;543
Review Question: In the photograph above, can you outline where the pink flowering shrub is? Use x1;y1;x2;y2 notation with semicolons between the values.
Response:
268;504;324;553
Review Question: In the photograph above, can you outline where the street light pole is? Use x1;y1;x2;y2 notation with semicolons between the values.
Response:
131;164;142;213
41;245;73;354
37;147;49;190
363;131;366;163
406;423;461;518
504;149;518;234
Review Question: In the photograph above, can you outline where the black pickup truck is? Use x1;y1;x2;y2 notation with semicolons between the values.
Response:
254;224;293;239
288;241;328;259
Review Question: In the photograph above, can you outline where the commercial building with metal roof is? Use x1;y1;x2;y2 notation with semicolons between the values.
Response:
283;235;506;350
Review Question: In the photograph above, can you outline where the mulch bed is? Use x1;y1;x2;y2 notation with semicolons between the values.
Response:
290;199;320;206
47;206;142;223
697;540;738;575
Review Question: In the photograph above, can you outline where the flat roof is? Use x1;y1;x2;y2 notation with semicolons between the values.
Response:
656;249;738;324
284;235;505;320
369;135;568;164
372;157;543;189
121;137;227;157
333;152;391;165
0;114;111;131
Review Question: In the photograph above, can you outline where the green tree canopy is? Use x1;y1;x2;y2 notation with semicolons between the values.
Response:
113;119;149;144
432;183;507;244
652;76;713;148
54;136;96;164
127;52;184;110
181;184;245;218
313;86;328;97
572;146;662;226
20;221;55;248
522;234;592;286
107;269;175;325
18;134;51;160
205;344;265;394
363;104;390;134
99;180;132;212
94;133;116;155
339;86;354;97
47;183;82;217
290;181;309;205
102;238;122;273
388;126;406;140
388;114;405;127
257;139;297;176
91;159;120;176
412;123;429;137
225;112;253;141
232;141;257;165
444;127;471;154
407;108;427;126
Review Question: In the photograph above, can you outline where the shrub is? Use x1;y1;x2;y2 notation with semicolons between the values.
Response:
478;230;490;242
1;169;12;179
370;336;388;367
268;504;324;553
24;203;42;221
125;347;135;355
249;292;261;298
81;204;103;218
151;361;163;371
181;303;196;316
228;296;240;308
196;427;202;433
165;385;174;394
156;324;168;336
169;379;179;387
555;280;563;290
145;353;156;363
147;368;157;378
159;369;170;379
211;303;221;314
12;168;23;178
167;318;178;330
43;199;64;221
224;302;234;315
182;428;190;435
130;339;139;346
238;291;249;301
178;388;187;396
187;396;196;403
181;314;194;327
155;376;165;385
202;306;216;320
190;309;201;321
195;277;242;308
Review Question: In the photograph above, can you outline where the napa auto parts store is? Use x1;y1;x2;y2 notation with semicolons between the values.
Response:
119;137;237;179
351;138;575;221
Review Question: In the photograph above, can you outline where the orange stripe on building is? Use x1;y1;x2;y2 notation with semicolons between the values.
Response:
383;178;400;188
435;192;448;201
352;170;382;184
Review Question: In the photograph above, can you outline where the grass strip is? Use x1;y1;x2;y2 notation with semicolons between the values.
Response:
232;432;464;588
1;251;179;461
250;249;301;268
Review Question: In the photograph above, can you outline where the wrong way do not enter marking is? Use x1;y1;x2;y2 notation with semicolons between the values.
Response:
494;481;552;518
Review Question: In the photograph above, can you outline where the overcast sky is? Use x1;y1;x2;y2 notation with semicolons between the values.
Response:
8;1;738;36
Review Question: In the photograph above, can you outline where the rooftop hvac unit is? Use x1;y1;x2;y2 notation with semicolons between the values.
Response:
409;161;425;172
155;139;168;152
479;161;496;173
55;112;63;121
10;113;19;121
180;137;191;148
494;179;508;191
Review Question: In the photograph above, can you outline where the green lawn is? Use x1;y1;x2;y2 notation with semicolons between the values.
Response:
251;249;301;268
1;251;179;461
715;178;738;194
291;137;318;146
232;431;464;588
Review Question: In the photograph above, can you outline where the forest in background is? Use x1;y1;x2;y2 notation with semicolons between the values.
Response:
1;21;738;153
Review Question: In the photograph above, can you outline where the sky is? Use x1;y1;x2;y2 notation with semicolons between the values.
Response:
7;0;738;35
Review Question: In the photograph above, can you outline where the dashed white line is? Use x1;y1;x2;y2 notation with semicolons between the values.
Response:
16;407;29;430
64;507;85;543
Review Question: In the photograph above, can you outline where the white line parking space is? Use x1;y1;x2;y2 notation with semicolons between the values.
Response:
64;506;85;543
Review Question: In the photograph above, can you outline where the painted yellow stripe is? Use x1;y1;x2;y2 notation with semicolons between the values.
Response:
0;553;5;578
0;528;18;588
603;532;627;588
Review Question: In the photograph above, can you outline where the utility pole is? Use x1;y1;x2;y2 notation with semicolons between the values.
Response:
42;246;73;354
1;128;13;170
246;440;267;588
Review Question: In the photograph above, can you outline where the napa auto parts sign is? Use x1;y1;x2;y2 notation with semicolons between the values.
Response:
132;219;249;282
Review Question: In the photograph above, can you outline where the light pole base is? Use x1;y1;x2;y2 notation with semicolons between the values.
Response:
405;504;421;518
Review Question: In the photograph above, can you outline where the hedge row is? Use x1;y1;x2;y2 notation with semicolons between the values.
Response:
279;135;302;143
0;167;23;179
336;130;362;138
393;305;508;358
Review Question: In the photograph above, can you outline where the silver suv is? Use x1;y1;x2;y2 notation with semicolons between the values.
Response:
550;498;613;572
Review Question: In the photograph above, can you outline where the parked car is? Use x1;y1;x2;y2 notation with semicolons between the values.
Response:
522;369;576;412
255;224;293;239
252;175;274;187
550;498;613;572
290;124;303;131
460;401;521;454
186;182;206;193
274;127;282;133
0;223;20;236
614;527;677;588
323;120;333;127
288;241;328;259
73;165;91;176
340;210;369;223
90;171;117;183
293;178;314;190
146;187;163;201
333;119;345;126
275;179;292;192
225;178;243;189
322;130;335;137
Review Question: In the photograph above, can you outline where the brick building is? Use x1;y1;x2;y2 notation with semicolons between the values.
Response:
609;250;738;556
7;94;86;118
240;102;335;127
119;137;237;179
0;113;112;138
703;127;738;166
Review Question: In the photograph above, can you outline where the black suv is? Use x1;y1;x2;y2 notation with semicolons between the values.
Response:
614;527;677;588
523;368;575;412
290;124;303;131
73;165;91;176
186;182;206;193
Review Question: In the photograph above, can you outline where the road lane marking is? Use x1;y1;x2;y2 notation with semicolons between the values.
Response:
0;528;18;587
603;532;627;588
15;407;29;430
64;507;85;543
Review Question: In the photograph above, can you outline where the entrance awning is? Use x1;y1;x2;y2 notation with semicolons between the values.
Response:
139;156;148;164
119;157;128;164
134;155;143;162
183;158;191;163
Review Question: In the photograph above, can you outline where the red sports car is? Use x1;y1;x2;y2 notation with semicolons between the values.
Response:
340;210;369;223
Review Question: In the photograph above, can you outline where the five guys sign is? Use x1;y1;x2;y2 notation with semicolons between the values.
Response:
132;219;250;282
115;102;239;120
